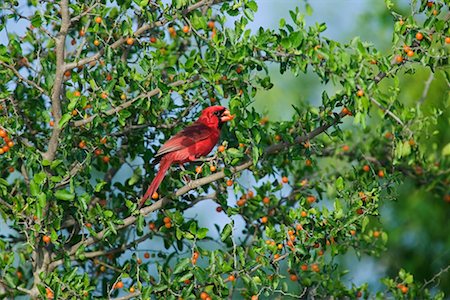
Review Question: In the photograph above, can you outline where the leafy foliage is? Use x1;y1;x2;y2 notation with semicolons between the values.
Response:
0;0;449;299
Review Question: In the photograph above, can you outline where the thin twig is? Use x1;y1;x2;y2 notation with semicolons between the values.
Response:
417;72;434;106
73;77;198;127
0;61;46;94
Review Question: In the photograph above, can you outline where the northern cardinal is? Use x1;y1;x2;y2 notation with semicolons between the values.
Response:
140;106;234;207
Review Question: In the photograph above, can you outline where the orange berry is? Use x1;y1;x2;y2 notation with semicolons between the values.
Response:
42;235;51;244
296;224;303;231
356;208;364;215
195;166;202;174
207;21;215;29
395;55;403;63
93;39;100;46
281;176;289;184
356;89;364;97
126;37;134;45
192;251;199;260
228;274;236;282
373;231;380;238
7;141;14;148
216;206;223;212
262;197;270;204
164;222;172;229
78;141;86;149
163;217;171;224
362;165;370;172
64;70;71;77
102;155;110;163
342;145;350;152
0;149;5;155
251;295;258;300
129;286;135;293
114;281;124;289
385;132;393;139
85;223;92;228
150;36;157;43
200;292;209;300
247;190;254;198
305;159;312;167
261;216;268;224
46;287;54;299
289;274;298;281
306;195;316;204
259;117;269;125
94;148;102;156
403;44;411;53
106;73;112;81
95;16;102;24
350;229;356;236
182;25;190;33
136;258;142;264
426;1;433;7
71;109;78;116
236;199;246;207
311;263;320;272
2;145;9;153
209;165;216;172
432;9;438;15
274;134;281;141
0;129;6;138
415;32;424;41
400;285;408;294
218;145;226;152
151;192;159;200
378;170;385;177
445;37;450;44
407;50;414;57
144;252;150;259
79;29;85;37
301;264;308;271
341;107;351;116
74;90;81;97
168;27;176;37
148;222;156;230
100;92;108;99
226;179;233;186
100;137;107;144
301;211;307;217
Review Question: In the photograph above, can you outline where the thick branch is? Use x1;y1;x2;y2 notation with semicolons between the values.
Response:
41;0;70;162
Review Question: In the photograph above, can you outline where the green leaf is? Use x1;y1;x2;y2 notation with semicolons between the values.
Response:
221;223;233;242
197;228;208;239
59;113;72;128
361;216;369;232
442;143;450;156
173;258;191;274
335;176;344;191
54;189;75;201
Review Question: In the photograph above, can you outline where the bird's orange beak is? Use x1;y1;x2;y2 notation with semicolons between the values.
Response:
220;109;235;122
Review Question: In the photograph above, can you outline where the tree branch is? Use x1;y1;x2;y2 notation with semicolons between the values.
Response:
0;61;46;94
41;0;70;162
72;77;198;127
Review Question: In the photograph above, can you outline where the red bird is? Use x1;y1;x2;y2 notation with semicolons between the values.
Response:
140;106;234;207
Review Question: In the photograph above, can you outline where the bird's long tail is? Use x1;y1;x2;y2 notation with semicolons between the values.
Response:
140;157;172;207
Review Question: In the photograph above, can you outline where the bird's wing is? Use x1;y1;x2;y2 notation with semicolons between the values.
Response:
155;123;212;157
